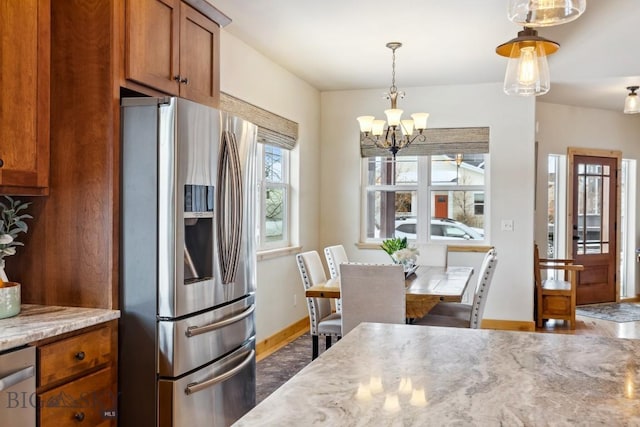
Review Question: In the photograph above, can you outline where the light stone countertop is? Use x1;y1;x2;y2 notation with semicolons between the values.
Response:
0;304;120;352
235;323;640;426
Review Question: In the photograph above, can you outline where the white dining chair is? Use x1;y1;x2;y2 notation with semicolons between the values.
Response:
339;262;406;336
414;248;497;329
324;244;348;313
296;251;342;359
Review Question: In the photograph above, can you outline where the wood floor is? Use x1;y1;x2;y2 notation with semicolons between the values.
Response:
537;313;640;339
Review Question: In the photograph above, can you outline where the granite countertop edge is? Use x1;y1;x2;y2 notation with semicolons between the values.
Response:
0;304;121;352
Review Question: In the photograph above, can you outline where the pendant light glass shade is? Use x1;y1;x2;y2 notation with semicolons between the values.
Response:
508;0;586;27
624;86;640;114
503;44;551;96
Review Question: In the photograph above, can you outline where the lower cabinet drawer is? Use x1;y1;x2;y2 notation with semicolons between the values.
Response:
39;367;116;427
38;326;112;387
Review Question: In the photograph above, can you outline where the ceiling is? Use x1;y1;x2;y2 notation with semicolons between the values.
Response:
211;0;640;113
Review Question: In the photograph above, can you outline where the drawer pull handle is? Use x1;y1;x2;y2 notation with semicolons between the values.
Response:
0;365;35;391
185;304;255;338
74;412;85;421
75;351;85;361
185;349;254;395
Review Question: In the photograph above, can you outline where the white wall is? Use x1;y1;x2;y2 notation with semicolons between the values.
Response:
535;102;640;294
320;83;537;322
220;31;321;341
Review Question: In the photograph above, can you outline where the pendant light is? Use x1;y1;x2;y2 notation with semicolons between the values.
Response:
508;0;587;27
496;27;559;96
624;86;640;114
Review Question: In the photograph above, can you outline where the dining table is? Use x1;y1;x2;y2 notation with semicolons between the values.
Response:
305;265;474;319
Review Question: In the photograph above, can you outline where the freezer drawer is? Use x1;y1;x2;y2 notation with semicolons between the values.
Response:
158;295;255;377
0;346;36;427
158;339;256;427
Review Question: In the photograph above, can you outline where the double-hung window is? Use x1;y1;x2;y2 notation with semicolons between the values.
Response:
257;143;290;249
360;129;489;243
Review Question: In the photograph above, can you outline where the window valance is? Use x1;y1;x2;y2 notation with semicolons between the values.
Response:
220;92;298;150
360;127;490;158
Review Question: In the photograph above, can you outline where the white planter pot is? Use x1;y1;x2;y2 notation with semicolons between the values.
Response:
0;282;21;319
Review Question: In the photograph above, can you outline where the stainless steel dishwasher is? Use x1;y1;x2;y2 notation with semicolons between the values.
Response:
0;346;36;426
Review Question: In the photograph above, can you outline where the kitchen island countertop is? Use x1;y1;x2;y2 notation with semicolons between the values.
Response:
0;304;120;351
235;322;640;426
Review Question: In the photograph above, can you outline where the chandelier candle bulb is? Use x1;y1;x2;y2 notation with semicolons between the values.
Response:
371;120;386;136
400;120;414;136
357;116;375;132
384;108;403;126
411;113;429;130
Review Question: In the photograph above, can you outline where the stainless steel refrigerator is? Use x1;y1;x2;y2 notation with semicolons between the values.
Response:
119;97;257;426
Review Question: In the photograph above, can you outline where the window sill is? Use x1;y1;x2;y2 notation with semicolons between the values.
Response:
356;242;383;250
257;245;302;261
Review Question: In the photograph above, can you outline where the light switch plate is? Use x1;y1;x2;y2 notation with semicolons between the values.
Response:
501;219;514;232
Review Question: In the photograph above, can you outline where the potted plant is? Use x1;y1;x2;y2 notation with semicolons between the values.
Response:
381;237;419;272
0;196;32;319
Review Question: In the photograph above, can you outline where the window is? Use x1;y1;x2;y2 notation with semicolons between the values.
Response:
362;153;487;243
258;144;289;249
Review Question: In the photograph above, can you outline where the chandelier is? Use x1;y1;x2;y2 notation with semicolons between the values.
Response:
356;42;429;158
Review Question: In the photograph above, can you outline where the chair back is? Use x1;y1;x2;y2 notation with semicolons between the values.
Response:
533;244;543;290
339;262;406;335
324;245;349;279
469;249;497;329
446;245;494;305
296;251;333;335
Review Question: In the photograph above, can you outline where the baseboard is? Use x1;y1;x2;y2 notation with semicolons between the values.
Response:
621;296;640;303
256;317;309;362
481;318;535;332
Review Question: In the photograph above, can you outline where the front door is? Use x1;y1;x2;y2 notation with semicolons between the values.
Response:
569;150;620;305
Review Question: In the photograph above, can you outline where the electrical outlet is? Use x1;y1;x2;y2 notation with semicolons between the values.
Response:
501;219;514;232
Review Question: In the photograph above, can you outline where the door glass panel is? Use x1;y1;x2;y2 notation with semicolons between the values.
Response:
586;164;602;174
576;161;612;256
602;176;610;246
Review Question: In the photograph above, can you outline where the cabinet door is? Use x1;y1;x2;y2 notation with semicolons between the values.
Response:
39;368;116;427
179;2;220;107
0;0;49;194
125;0;181;95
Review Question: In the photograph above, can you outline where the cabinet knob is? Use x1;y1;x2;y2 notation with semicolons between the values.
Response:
180;77;189;85
75;351;85;361
0;158;3;167
74;412;85;421
173;75;181;82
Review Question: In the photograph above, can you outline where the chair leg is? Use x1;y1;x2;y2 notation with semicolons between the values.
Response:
312;335;319;360
326;335;332;350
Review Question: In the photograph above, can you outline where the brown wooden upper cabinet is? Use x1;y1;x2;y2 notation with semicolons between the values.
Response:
125;0;221;107
0;0;50;195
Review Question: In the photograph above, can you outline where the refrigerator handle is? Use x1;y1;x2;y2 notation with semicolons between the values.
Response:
184;350;255;396
184;304;255;337
217;130;244;284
